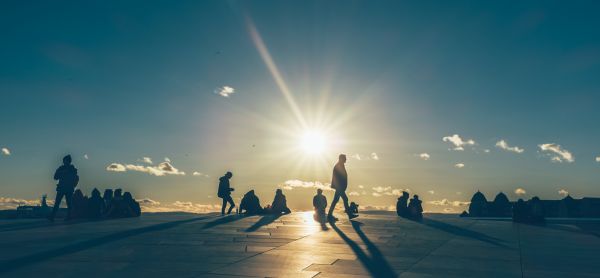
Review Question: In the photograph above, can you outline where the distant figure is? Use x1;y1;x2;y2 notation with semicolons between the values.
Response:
396;191;410;217
123;192;141;217
313;189;327;215
71;189;88;219
88;188;104;219
103;189;114;210
512;199;528;223
217;172;235;215
240;190;263;215
407;195;423;220
529;196;545;223
268;189;291;214
48;155;79;221
327;154;357;221
349;202;359;214
105;189;123;218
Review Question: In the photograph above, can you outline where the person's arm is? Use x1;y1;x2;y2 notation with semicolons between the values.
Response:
53;167;61;180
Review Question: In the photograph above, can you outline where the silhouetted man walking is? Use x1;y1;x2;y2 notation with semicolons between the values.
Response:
48;155;79;221
218;171;235;215
328;154;357;221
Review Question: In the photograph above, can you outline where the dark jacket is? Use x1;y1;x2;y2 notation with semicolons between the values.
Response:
331;163;347;191
313;194;327;211
217;176;232;198
54;165;79;192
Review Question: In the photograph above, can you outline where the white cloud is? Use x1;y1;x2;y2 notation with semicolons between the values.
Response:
139;198;220;213
215;86;235;97
350;154;361;160
484;149;490;153
0;197;41;210
138;157;153;164
558;189;569;197
164;157;171;162
495;140;524;154
443;134;475;151
84;154;89;160
538;143;574;163
596;156;600;162
427;199;470;207
362;205;395;211
370;152;379;160
372;192;382;197
358;185;364;189
106;163;126;172
454;163;465;168
361;191;367;195
419;153;430;160
1;147;10;156
428;190;435;194
193;171;209;178
349;191;360;196
371;186;407;197
280;180;333;191
515;188;527;195
372;186;392;193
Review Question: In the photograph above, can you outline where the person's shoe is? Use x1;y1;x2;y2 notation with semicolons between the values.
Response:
348;213;358;219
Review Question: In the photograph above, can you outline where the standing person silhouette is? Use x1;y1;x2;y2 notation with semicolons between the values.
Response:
218;171;235;215
48;155;79;221
327;154;357;221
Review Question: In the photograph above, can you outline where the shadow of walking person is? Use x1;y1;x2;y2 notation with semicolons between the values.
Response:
330;221;397;277
419;218;510;248
202;214;247;230
245;214;282;232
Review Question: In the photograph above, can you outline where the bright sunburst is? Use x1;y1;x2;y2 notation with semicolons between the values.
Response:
300;131;327;155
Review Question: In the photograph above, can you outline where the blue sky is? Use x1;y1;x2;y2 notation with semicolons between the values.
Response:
1;1;600;212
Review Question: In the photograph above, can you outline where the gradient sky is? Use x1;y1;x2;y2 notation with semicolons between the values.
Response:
1;1;600;212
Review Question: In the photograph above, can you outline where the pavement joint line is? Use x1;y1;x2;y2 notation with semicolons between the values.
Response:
517;223;524;278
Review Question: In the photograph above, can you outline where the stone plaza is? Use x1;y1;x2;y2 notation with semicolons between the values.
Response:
0;211;598;277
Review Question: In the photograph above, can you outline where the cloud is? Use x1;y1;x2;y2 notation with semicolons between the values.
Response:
279;180;333;191
193;171;209;178
370;152;379;160
442;134;475;151
0;197;41;210
372;186;392;193
372;192;382;197
558;189;569;197
1;147;10;156
164;157;171;162
419;153;430;160
138;157;153;164
454;163;465;168
350;154;361;160
107;162;185;176
515;188;527;195
362;205;395;211
538;143;574;163
106;163;126;172
495;140;524;153
138;198;220;213
596;157;600;162
427;199;470;207
358;185;364;189
428;190;435;194
484;149;490;153
371;186;408;197
215;86;235;97
84;154;89;160
349;191;360;196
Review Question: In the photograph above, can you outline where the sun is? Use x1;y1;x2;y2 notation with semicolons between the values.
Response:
300;131;327;155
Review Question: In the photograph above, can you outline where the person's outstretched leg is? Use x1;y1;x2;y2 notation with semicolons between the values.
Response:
48;192;64;221
340;191;357;219
221;198;227;215
64;191;73;220
328;191;341;218
226;195;235;214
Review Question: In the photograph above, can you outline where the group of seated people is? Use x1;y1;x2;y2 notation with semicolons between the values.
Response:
512;197;545;223
396;191;423;220
69;188;141;219
239;189;291;215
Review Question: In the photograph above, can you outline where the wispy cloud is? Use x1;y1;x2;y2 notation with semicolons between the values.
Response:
419;153;430;160
350;154;361;160
558;189;569;197
370;152;379;160
371;186;408;197
1;147;10;156
596;156;600;162
443;134;475;151
539;143;574;163
84;154;89;160
427;199;470;207
106;163;126;172
454;163;465;169
358;185;364;189
0;197;41;210
372;192;382;197
107;162;185;176
428;190;435;194
193;171;209;178
164;157;171;162
215;86;235;97
138;157;153;164
138;198;220;213
515;188;527;195
495;140;524;153
279;180;333;191
484;149;490;153
349;191;360;196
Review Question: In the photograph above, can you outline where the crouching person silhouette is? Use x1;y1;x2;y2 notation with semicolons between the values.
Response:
48;155;79;221
218;171;235;215
313;189;327;221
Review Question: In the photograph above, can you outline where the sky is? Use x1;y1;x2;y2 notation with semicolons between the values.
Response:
1;0;600;213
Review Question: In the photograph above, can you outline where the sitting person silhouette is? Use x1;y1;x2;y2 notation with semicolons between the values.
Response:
512;198;528;223
396;191;410;217
48;155;79;222
105;188;124;218
217;172;236;215
268;189;291;214
407;195;423;220
103;189;113;210
529;196;545;223
88;188;105;219
71;189;88;219
123;192;141;217
240;190;263;215
313;189;327;216
349;202;359;214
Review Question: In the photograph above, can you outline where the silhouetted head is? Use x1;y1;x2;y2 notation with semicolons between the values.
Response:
414;195;419;200
114;189;123;198
91;188;101;198
225;171;233;178
123;192;133;201
276;188;283;195
63;155;72;165
402;191;409;198
73;189;84;199
338;154;347;163
103;189;113;199
317;189;323;195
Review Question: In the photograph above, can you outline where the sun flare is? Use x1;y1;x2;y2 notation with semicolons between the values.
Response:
300;131;327;155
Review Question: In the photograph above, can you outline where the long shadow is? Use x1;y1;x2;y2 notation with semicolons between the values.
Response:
245;214;282;232
330;221;397;277
0;218;96;232
201;214;247;230
0;215;212;273
418;218;509;248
